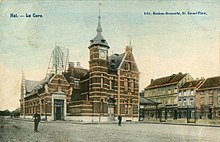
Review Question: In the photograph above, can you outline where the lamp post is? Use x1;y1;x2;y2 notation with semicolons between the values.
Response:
45;100;47;121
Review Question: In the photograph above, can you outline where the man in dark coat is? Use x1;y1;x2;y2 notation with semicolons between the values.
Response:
118;115;122;126
33;112;41;132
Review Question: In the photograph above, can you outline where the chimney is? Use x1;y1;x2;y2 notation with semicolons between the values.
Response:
69;62;75;67
125;46;132;53
151;79;154;83
77;62;80;66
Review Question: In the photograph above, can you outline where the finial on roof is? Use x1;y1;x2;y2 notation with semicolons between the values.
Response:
89;3;109;49
22;67;25;80
96;3;102;34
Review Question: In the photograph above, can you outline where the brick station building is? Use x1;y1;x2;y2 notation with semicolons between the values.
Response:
20;14;140;122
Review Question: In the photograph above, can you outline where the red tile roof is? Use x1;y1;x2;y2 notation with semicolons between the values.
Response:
198;76;220;90
146;73;187;89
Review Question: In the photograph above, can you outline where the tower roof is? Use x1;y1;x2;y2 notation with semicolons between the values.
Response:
89;5;109;49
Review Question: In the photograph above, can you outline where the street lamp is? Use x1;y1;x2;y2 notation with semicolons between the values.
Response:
45;100;47;121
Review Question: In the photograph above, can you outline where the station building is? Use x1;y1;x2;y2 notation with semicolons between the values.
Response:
20;14;140;122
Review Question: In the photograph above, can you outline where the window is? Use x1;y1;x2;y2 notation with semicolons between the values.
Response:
101;74;103;88
131;79;134;92
209;96;213;104
200;97;205;106
126;62;132;70
190;98;194;106
184;91;186;96
178;99;182;107
174;88;177;93
183;99;187;106
124;78;128;91
109;78;112;90
190;90;194;95
109;77;114;90
218;96;220;104
74;80;80;89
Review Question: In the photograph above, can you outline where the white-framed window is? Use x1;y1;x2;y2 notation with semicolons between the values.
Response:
174;88;177;93
184;91;186;96
190;98;194;106
183;98;187;106
190;90;194;95
178;99;182;107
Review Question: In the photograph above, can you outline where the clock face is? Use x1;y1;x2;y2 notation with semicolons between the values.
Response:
99;50;106;59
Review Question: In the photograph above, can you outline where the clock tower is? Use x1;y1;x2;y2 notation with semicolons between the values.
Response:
88;8;110;119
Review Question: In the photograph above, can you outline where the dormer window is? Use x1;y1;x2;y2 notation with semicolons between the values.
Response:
90;40;94;43
101;39;105;43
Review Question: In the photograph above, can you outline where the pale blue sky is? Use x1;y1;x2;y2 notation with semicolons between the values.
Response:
0;0;219;110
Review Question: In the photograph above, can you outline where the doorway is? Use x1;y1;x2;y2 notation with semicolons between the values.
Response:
54;99;64;120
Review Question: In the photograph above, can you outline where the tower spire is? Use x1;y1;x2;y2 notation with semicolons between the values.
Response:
96;3;102;34
89;3;109;49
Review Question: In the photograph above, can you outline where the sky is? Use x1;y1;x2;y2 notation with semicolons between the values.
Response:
0;0;219;110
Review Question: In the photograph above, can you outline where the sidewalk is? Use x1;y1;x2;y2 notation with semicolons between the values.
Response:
142;118;220;127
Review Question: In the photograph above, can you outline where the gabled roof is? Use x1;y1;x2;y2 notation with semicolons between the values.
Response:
146;73;187;89
198;76;220;90
25;80;40;93
25;74;55;97
179;79;204;90
108;53;125;70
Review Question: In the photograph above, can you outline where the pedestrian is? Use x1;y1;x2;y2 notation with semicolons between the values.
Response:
33;111;41;132
118;115;122;126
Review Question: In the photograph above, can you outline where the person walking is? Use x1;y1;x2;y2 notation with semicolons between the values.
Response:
118;115;122;126
33;112;41;132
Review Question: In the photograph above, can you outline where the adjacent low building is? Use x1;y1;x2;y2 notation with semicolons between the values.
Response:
178;79;204;119
196;76;220;120
144;72;193;120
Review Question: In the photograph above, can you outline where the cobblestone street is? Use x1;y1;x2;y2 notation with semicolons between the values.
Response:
0;117;220;142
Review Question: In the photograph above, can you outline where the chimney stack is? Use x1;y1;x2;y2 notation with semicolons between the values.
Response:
77;62;80;66
125;46;132;53
151;79;154;83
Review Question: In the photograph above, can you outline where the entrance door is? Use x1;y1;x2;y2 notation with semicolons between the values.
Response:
54;99;64;120
160;108;167;122
55;107;62;120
